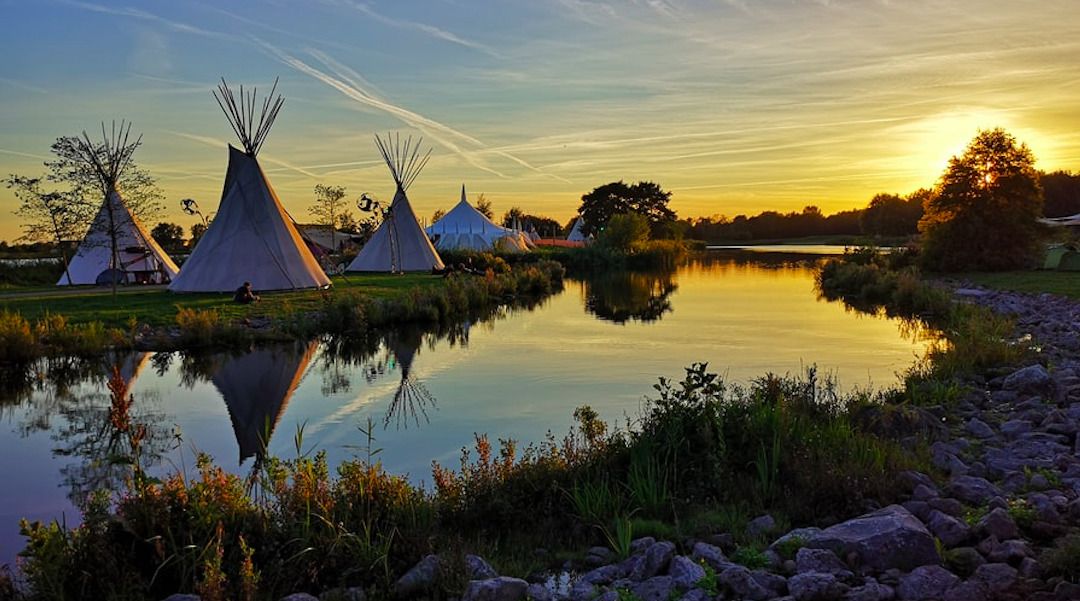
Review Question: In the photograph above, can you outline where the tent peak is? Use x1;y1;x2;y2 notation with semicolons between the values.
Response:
374;133;431;192
213;77;284;157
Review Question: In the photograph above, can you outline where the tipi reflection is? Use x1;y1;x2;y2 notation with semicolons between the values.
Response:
381;328;436;429
211;342;317;463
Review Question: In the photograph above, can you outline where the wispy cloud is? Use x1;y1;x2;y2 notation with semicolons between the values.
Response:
166;130;322;179
0;77;48;94
56;0;231;40
331;0;501;57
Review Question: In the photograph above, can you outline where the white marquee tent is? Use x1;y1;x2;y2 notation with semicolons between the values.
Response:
426;185;531;252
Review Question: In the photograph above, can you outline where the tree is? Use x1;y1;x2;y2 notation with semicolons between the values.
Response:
309;184;348;251
189;222;208;248
860;190;925;237
502;207;564;237
150;222;184;251
919;128;1043;271
597;212;650;252
431;209;446;224
5;175;84;285
336;210;359;234
578;180;675;237
475;194;494;220
1040;170;1080;218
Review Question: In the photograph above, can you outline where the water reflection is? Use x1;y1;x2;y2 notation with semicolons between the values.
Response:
582;270;677;323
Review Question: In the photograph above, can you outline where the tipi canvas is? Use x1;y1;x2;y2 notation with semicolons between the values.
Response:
347;135;444;272
567;217;587;242
426;185;530;252
169;79;330;293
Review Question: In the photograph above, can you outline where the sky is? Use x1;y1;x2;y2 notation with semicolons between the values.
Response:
2;0;1079;242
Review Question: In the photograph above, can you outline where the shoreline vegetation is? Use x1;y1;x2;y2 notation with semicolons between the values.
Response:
5;246;1080;600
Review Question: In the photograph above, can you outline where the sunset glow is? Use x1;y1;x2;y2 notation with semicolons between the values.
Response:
2;0;1079;240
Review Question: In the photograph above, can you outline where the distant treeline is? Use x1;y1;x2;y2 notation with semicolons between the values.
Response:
683;170;1080;242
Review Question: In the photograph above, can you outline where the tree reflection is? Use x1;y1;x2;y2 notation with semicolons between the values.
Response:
583;270;678;323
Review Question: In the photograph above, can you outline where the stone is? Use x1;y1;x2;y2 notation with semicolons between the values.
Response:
393;554;441;597
280;595;319;601
1002;364;1053;396
690;542;732;571
965;418;995;439
750;570;788;596
1054;581;1080;600
319;588;366;601
983;539;1031;565
788;572;848;601
805;505;941;572
569;581;597;601
525;583;553;601
941;581;988;601
630;541;676;581
680;589;712;601
895;565;960;600
747;514;777;538
1018;556;1041;579
911;484;939;501
977;507;1019;540
795;547;853;579
944;547;985;578
926;510;971;548
584;546;616;567
162;596;201;601
971;562;1017;594
593;592;618;601
630;537;656;555
844;579;895;601
927;497;964;517
947;475;1002;506
1001;420;1032;440
632;576;676;601
667;556;706;590
719;565;773;601
579;564;623;586
467;555;499;580
462;577;529;601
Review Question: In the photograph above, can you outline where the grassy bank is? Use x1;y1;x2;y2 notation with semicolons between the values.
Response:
951;270;1080;299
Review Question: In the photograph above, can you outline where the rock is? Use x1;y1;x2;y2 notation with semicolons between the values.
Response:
593;592;618;601
795;548;853;579
630;537;656;555
925;510;971;548
927;497;964;517
976;508;1019;540
680;588;712;601
1001;420;1032;440
895;565;960;600
690;542;732;571
719;565;773;601
631;541;675;580
944;547;985;578
632;576;675;601
805;505;941;572
393;554;441;597
788;572;849;601
280;595;319;601
965;418;996;439
667;556;706;590
467;555;499;580
844;579;895;601
751;570;788;596
1054;581;1080;600
771;528;824;556
911;484;939;501
983;539;1031;565
705;532;736;552
584;546;615;567
747;514;777;538
1002;364;1052;396
579;564;622;586
569;580;597;601
525;583;553;601
162;596;201;601
462;577;529;601
320;588;365;601
941;581;988;601
971;562;1017;594
947;475;1002;506
1018;556;1041;578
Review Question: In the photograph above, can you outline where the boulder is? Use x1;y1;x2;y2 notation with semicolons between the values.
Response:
525;583;553;601
630;541;675;581
584;546;615;567
1002;364;1052;396
466;555;499;580
895;565;960;600
976;508;1018;541
947;476;1002;506
280;595;319;601
925;510;971;548
393;554;441;597
747;514;777;538
944;547;985;578
719;565;773;601
162;596;202;601
1000;420;1032;440
970;562;1017;594
690;542;732;571
579;564;622;586
631;576;675;601
941;581;988;601
965;418;995;439
844;579;894;601
788;572;848;601
680;589;712;601
667;556;706;590
320;588;365;601
630;537;656;555
462;577;529;601
805;505;941;572
795;548;853;579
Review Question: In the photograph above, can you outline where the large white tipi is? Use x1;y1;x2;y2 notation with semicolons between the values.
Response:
347;135;444;273
169;79;330;293
426;185;531;252
59;123;179;286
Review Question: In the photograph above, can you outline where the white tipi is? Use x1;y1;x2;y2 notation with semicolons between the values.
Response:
59;123;179;286
567;217;588;242
169;79;331;293
347;135;444;272
426;185;531;252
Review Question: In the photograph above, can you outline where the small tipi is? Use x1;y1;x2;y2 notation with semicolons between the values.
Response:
426;185;531;252
169;79;330;293
567;217;587;242
59;123;179;286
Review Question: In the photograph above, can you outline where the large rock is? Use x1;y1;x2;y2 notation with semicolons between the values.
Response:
525;584;553;601
805;505;941;572
393;554;441;597
788;572;848;601
462;577;529;601
281;595;319;601
971;562;1017;594
976;508;1018;540
1002;364;1052;396
631;541;675;581
631;576;675;601
844;579;895;601
795;548;853;579
718;565;773;601
320;588;365;601
895;565;960;600
946;475;1001;506
667;556;706;589
690;542;730;571
925;510;971;548
466;555;499;580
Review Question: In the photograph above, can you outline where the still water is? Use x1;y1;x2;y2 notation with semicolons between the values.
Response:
0;251;930;565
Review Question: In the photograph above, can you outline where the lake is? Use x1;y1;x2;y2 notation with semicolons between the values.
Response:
0;250;931;565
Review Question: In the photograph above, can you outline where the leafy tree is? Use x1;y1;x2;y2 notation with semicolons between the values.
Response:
150;222;184;251
431;209;446;224
336;210;359;234
578;180;675;237
5;175;84;285
597;212;650;251
475;194;494;220
189;222;208;248
501;207;563;237
1040;170;1080;218
309;184;348;251
860;190;926;237
919;128;1043;271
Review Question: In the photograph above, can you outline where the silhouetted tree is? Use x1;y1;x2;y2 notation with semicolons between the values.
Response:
189;222;208;248
150;222;184;251
475;194;494;220
309;184;348;251
919;128;1043;271
578;180;675;237
860;190;926;237
431;208;446;224
1040;170;1080;218
501;207;563;237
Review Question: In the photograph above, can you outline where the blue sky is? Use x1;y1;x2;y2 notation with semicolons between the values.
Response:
2;0;1079;240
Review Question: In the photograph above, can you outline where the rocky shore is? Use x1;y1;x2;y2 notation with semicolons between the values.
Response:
166;285;1080;601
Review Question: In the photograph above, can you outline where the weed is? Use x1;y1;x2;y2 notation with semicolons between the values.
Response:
695;562;719;596
1040;534;1080;583
730;545;769;570
772;535;806;561
1006;498;1037;529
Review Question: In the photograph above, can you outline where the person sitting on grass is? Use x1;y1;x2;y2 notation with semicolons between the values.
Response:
234;281;260;304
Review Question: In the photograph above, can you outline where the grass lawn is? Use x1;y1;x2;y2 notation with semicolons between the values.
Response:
0;273;445;328
953;270;1080;300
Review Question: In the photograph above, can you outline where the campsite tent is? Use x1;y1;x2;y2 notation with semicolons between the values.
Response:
60;191;179;285
58;123;179;286
426;185;531;252
212;342;317;463
347;135;444;272
567;217;587;242
169;79;330;293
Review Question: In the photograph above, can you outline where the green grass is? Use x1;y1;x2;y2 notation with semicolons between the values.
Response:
953;270;1080;299
0;274;443;329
